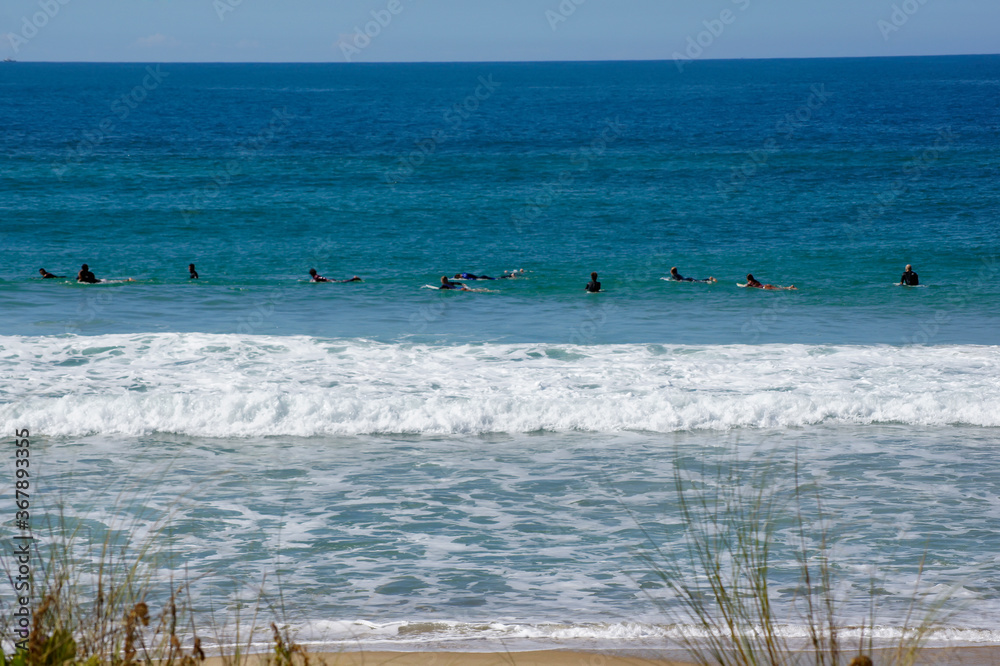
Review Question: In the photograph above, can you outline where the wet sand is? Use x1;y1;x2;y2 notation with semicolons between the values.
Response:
203;646;1000;666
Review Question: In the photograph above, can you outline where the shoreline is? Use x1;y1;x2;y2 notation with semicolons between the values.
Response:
201;647;1000;666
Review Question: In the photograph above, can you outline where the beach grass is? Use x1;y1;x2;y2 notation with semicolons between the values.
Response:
633;451;952;666
0;496;316;666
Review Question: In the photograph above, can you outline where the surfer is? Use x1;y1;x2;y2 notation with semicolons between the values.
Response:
310;269;361;283
189;263;199;279
440;276;468;290
454;272;495;280
500;269;525;279
76;264;100;284
745;274;795;291
309;269;330;282
585;272;602;293
39;268;64;279
668;267;716;283
900;264;919;286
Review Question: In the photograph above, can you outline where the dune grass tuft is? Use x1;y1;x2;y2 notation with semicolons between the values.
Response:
1;502;317;666
635;451;952;666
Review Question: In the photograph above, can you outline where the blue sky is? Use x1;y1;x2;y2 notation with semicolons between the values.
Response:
2;0;998;62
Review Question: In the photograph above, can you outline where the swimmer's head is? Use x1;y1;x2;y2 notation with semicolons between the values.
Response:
39;269;46;275
746;274;754;281
441;276;449;283
591;272;598;280
454;274;462;279
189;264;196;270
670;267;679;275
309;268;318;276
905;264;912;271
82;264;89;271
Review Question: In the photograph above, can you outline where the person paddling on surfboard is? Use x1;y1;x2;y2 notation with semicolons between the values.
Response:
310;268;361;283
900;264;919;286
745;273;795;291
668;267;716;283
439;276;468;290
39;268;65;279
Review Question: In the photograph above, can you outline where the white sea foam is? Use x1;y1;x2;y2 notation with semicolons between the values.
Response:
3;334;999;438
279;619;1000;650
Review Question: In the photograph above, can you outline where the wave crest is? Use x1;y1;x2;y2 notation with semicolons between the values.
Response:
3;334;999;437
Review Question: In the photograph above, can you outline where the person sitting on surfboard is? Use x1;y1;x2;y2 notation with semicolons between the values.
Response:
668;267;716;283
310;268;361;283
440;276;468;290
745;273;795;290
39;268;64;279
76;264;100;283
585;272;602;293
189;263;199;279
900;264;919;286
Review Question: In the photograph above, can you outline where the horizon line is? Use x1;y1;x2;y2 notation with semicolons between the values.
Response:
4;51;1000;65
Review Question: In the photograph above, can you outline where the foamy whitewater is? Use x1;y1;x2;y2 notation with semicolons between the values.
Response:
7;333;1000;650
3;334;1000;437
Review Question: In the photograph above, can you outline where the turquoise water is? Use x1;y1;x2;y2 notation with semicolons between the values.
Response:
2;57;1000;651
2;58;998;343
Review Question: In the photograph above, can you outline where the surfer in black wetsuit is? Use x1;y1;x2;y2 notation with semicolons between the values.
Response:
900;264;919;286
39;268;64;279
440;276;468;290
585;272;602;293
454;272;495;280
668;267;716;283
189;263;199;279
309;268;330;282
76;264;100;283
310;269;361;283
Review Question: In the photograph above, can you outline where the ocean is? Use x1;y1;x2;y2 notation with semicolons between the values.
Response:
1;56;999;653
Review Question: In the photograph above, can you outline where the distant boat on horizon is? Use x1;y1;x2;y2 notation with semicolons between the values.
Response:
2;58;15;62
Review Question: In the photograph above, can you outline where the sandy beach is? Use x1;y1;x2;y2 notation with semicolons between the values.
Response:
201;647;1000;666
